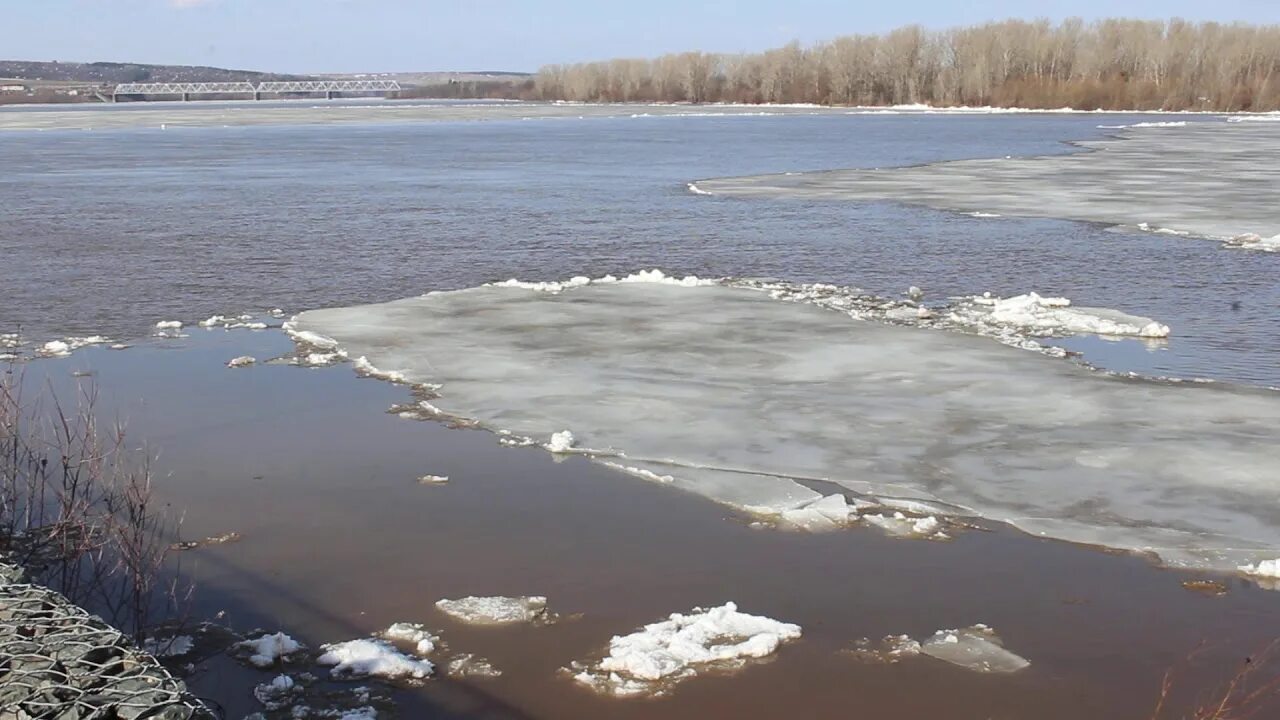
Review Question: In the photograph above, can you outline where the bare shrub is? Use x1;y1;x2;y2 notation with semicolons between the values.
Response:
0;368;190;642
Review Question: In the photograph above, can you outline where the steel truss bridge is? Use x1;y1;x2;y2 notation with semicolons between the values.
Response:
112;80;401;101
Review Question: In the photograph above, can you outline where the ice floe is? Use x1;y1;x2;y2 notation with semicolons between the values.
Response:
435;596;552;625
290;278;1280;571
693;120;1280;252
236;632;306;668
545;430;576;453
920;625;1030;673
378;622;437;655
1238;558;1280;578
849;625;1028;673
317;639;433;680
949;292;1170;339
36;336;108;357
154;320;183;330
227;355;256;368
446;653;502;678
253;674;299;710
199;314;268;330
861;512;947;539
568;602;801;697
417;474;449;485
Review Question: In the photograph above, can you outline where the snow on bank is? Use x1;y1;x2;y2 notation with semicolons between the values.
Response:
569;602;801;697
435;596;552;625
850;625;1028;673
950;292;1170;339
236;632;306;668
317;639;434;680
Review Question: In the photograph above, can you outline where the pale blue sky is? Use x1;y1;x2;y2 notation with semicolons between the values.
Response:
5;0;1279;73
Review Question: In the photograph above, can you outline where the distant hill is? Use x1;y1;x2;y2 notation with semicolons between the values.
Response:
0;60;313;85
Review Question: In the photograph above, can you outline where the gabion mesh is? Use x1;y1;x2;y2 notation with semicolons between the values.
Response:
0;573;213;720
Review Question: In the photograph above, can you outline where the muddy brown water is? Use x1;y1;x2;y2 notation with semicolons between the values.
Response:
19;330;1280;719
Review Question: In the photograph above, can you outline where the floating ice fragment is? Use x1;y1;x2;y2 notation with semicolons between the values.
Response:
952;292;1170;338
227;355;256;368
546;430;576;453
845;634;922;664
236;632;305;668
446;654;502;678
417;474;449;485
780;494;852;531
37;336;108;357
253;674;298;710
435;596;551;625
317;639;433;680
378;623;437;655
920;625;1030;673
155;320;183;329
569;602;801;697
861;512;947;539
1238;559;1280;578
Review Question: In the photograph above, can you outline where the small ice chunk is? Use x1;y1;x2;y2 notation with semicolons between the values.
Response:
253;674;298;710
846;634;923;664
418;474;449;485
236;632;305;668
920;625;1030;673
1239;558;1280;578
155;320;183;329
861;512;946;538
446;653;502;678
780;494;852;531
545;430;576;453
303;352;341;366
570;602;801;697
227;355;256;368
379;622;437;655
317;638;433;680
436;596;551;625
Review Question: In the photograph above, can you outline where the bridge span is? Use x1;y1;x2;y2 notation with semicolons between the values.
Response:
112;80;402;101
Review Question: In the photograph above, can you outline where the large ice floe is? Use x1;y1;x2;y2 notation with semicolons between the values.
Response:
568;602;801;697
691;120;1280;251
289;275;1280;571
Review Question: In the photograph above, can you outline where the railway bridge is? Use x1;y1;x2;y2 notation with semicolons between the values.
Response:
112;80;402;101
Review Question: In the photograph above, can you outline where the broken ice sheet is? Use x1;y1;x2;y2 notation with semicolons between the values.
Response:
568;602;801;697
292;279;1280;571
435;596;552;625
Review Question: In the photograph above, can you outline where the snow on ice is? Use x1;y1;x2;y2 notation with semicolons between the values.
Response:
290;279;1280;571
568;602;801;697
317;639;434;680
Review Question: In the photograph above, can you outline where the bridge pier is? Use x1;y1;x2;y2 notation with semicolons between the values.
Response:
182;92;190;102
326;90;337;100
254;91;261;101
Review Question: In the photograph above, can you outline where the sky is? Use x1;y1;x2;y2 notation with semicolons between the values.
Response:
4;0;1280;74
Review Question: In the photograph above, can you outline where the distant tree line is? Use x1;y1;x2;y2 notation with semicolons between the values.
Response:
533;19;1280;111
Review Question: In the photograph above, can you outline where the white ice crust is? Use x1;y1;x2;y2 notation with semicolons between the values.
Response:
434;596;550;625
952;292;1170;339
237;632;305;668
379;622;437;655
570;602;801;696
317;638;434;680
292;279;1280;571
